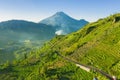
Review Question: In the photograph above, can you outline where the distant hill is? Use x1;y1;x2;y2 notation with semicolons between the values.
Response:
0;20;55;47
40;12;89;35
0;13;120;80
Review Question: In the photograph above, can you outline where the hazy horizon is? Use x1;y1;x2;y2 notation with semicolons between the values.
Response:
0;0;120;22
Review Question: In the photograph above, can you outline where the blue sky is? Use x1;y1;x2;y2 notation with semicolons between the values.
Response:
0;0;120;22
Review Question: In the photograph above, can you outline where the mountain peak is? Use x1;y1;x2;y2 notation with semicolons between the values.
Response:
53;11;69;18
55;11;66;15
40;12;88;35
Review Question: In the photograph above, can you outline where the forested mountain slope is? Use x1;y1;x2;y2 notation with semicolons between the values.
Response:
0;20;55;64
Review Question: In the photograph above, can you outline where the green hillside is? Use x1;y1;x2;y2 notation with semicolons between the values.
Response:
0;13;120;80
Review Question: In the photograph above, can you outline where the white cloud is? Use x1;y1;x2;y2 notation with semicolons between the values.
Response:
55;30;65;35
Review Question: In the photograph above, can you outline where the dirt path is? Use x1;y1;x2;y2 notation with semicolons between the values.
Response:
55;51;116;80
